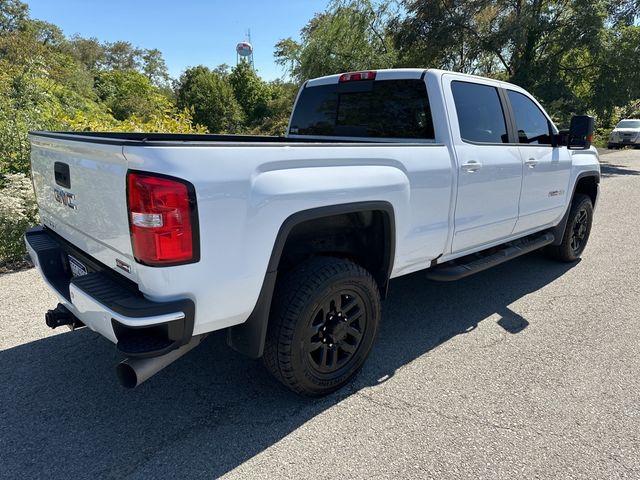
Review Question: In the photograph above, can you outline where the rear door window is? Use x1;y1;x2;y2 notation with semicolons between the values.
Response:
451;81;509;144
289;79;435;139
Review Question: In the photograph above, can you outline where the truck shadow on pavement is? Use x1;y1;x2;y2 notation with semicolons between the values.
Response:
0;253;576;479
599;161;640;177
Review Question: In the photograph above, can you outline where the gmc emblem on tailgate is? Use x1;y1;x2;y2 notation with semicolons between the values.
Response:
53;186;77;209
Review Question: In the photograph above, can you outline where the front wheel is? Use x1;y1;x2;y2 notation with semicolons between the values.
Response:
545;193;594;262
263;256;381;396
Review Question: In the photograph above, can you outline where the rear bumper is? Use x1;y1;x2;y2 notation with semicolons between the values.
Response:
25;226;195;358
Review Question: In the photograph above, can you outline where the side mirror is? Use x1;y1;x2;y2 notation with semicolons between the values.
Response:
568;115;594;150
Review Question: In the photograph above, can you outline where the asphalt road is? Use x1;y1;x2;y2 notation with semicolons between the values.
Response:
1;149;639;479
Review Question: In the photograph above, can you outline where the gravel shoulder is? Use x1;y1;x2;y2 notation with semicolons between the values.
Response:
1;150;639;479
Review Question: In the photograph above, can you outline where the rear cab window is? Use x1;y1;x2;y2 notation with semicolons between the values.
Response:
451;81;509;144
289;79;435;140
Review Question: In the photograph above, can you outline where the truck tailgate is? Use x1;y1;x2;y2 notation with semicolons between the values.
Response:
29;134;134;277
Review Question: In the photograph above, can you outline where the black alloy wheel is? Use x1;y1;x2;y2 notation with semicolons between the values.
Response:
263;256;381;396
570;206;590;255
305;290;367;374
545;193;594;262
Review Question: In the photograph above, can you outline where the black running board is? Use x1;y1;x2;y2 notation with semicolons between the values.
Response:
426;231;555;281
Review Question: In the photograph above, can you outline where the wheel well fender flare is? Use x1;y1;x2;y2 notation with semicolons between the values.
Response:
550;171;600;246
226;201;396;358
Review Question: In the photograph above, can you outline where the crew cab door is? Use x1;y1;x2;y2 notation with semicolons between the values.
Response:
504;90;572;233
444;77;523;253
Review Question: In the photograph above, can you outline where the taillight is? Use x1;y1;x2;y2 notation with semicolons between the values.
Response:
338;71;376;82
126;171;198;266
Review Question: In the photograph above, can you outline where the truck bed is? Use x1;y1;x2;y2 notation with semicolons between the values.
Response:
28;129;453;340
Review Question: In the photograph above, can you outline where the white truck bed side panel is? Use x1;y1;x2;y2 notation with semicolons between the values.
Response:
123;144;453;334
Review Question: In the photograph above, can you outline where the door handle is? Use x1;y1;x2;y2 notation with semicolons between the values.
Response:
461;160;482;173
525;158;539;168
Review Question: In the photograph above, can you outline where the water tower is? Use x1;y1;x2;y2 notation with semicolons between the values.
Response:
236;29;254;70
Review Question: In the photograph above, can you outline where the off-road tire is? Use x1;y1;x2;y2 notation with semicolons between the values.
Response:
545;193;593;262
263;256;381;396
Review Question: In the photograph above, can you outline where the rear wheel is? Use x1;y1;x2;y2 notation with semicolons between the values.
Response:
263;256;381;396
545;193;593;262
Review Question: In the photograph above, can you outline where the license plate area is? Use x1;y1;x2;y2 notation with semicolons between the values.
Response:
68;254;88;278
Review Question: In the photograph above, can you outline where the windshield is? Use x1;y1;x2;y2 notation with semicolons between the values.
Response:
616;120;640;129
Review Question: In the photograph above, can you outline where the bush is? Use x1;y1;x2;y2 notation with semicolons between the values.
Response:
62;108;207;133
0;173;38;266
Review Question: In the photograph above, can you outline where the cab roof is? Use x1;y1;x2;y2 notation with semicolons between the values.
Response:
305;68;527;93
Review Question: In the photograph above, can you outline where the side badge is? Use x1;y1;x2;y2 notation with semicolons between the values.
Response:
548;189;565;197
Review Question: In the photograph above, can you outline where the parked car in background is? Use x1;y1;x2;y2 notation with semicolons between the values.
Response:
607;119;640;149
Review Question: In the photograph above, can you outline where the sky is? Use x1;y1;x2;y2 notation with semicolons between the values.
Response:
26;0;330;81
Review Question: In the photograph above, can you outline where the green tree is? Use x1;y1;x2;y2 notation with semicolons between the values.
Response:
246;80;298;135
94;69;170;121
392;0;613;123
69;35;105;70
0;0;27;33
103;40;142;70
394;0;606;82
142;48;170;87
608;0;640;25
590;25;640;124
275;0;397;82
229;60;271;124
212;63;231;77
175;65;244;132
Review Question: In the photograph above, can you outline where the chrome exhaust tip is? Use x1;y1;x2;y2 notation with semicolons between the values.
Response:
116;334;207;388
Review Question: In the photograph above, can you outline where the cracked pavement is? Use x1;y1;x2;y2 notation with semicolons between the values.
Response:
1;149;639;479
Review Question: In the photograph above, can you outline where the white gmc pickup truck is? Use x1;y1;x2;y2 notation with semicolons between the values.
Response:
25;69;600;396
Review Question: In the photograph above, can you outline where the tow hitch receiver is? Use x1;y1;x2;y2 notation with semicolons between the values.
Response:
45;303;84;330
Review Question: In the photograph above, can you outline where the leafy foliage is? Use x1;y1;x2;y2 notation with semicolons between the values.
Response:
175;65;245;133
172;61;297;136
0;173;37;263
229;61;271;123
392;0;614;124
589;25;640;125
275;0;397;82
0;0;27;33
227;61;298;133
94;70;171;121
62;108;207;134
